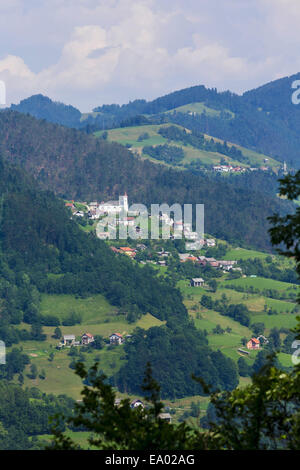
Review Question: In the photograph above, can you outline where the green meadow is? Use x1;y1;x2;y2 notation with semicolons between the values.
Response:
223;247;270;260
12;293;163;399
164;101;232;118
95;123;280;170
179;271;298;367
221;276;298;292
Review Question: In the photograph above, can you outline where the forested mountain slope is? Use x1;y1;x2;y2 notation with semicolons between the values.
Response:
10;94;82;128
0;110;292;251
0;155;239;400
9;74;300;165
0;155;188;333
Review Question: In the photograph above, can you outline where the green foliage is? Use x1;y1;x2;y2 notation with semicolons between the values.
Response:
143;144;184;164
114;325;238;398
0;380;74;450
0;111;291;251
11;94;81;128
49;355;300;450
200;294;250;327
158;126;247;162
53;327;62;339
237;357;252;377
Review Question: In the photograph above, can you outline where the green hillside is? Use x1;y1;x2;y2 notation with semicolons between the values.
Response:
0;110;292;252
11;294;163;399
96;123;281;170
164;101;235;118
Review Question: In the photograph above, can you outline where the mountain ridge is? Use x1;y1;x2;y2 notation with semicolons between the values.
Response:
8;73;300;166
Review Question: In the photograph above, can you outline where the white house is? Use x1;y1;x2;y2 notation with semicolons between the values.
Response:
190;278;205;287
158;413;172;423
109;333;124;345
62;335;75;346
97;194;129;216
206;238;216;247
81;333;95;345
179;253;191;262
218;260;237;271
130;399;144;409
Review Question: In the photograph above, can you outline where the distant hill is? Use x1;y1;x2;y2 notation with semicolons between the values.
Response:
0;153;188;328
10;94;82;128
97;123;281;170
9;75;300;166
0;110;293;251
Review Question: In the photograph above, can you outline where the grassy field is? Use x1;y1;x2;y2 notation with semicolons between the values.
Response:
95;123;280;170
95;124;170;148
250;312;298;330
38;430;95;449
221;276;298;292
178;271;298;367
223;247;270;260
12;293;164;399
164;101;233;118
40;293;118;324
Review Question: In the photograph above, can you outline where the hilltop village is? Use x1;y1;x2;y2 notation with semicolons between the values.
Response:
61;193;300;365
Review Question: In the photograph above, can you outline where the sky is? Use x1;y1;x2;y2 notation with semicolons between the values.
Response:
0;0;300;111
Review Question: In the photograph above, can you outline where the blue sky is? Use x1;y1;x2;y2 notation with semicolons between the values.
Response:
0;0;299;111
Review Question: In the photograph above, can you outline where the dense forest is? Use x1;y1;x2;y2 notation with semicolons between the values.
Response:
143;143;184;164
10;94;82;128
157;125;248;162
114;324;238;399
0;155;187;336
0;380;74;450
0;155;238;403
0;110;293;251
9;75;300;166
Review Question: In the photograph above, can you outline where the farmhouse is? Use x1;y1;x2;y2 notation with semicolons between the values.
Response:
62;334;75;346
110;246;121;254
109;333;124;345
158;413;172;423
179;253;191;262
247;338;260;350
98;194;128;215
130;399;144;409
190;278;205;287
206;239;216;247
81;333;95;345
74;210;84;217
119;247;136;257
208;261;219;268
218;260;237;271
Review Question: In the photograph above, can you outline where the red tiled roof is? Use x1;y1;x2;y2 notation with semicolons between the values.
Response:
251;338;260;344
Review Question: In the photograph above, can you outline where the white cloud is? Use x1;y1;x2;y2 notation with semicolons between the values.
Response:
0;0;300;110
